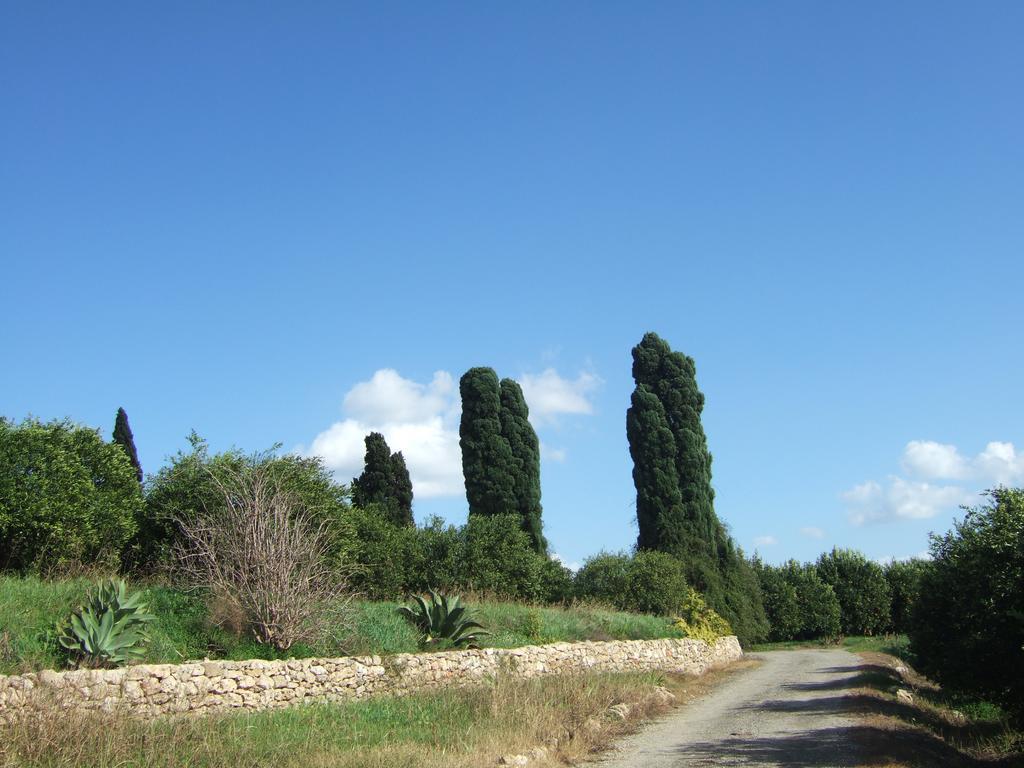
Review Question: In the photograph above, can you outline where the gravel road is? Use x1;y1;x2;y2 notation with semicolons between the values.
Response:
589;649;866;767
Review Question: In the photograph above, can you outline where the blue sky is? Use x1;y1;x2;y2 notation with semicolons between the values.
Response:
3;3;1022;569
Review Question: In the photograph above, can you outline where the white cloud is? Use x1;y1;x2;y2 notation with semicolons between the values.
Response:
300;369;464;499
974;441;1024;485
843;477;972;525
518;369;601;425
753;535;778;547
901;441;968;480
845;439;1023;526
799;526;826;540
540;442;567;463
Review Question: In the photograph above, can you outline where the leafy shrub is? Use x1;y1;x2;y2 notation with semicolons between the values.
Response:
538;557;575;604
910;488;1024;719
816;548;891;636
459;514;545;599
756;559;841;641
883;558;929;634
574;552;631;606
673;587;733;644
56;579;155;667
718;549;769;645
0;417;143;572
397;589;489;649
624;550;688;615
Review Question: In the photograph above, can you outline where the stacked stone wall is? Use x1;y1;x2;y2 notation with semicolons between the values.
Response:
0;636;742;719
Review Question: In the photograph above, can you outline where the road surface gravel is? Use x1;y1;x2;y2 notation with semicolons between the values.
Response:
589;649;866;767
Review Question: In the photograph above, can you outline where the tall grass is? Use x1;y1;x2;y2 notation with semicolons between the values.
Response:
0;576;682;674
0;671;680;768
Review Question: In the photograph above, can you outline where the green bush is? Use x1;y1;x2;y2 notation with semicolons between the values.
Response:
574;552;631;606
624;550;688;615
816;548;891;636
910;488;1024;720
0;418;143;572
459;514;545;599
883;558;929;635
756;559;841;641
538;557;575;604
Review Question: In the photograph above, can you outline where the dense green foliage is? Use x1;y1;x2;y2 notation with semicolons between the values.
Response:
627;385;685;554
345;511;555;602
459;367;517;519
498;378;546;553
458;368;547;552
0;417;143;572
910;488;1024;719
135;436;350;570
815;547;892;636
756;559;841;641
883;557;929;635
351;432;414;527
397;590;488;649
56;579;155;667
112;408;143;485
630;332;717;563
574;550;687;617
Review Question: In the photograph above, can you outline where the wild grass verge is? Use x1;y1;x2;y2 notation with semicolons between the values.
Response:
0;667;738;768
0;575;683;675
848;651;1023;767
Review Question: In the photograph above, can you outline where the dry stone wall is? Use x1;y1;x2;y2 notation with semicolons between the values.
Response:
0;636;741;720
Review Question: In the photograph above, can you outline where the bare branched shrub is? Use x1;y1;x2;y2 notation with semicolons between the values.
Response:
174;461;352;651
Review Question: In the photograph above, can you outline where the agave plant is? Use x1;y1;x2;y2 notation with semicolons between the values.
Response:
56;579;156;667
397;589;489;649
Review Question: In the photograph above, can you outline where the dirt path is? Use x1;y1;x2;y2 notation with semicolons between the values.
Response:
589;649;866;767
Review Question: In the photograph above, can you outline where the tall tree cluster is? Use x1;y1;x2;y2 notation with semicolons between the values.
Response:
628;332;721;564
627;332;767;642
459;367;546;553
351;432;414;527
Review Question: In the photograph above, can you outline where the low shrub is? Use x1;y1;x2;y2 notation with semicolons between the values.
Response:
673;587;732;644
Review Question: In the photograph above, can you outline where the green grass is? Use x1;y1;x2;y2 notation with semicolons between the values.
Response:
0;575;682;674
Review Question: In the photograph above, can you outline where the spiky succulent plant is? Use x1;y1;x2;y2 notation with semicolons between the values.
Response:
397;589;489;649
56;579;155;667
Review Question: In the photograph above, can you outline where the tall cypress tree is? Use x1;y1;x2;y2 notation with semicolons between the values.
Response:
627;332;768;643
112;407;143;485
631;333;719;562
627;384;686;554
352;432;414;526
499;378;546;553
459;367;517;518
388;451;414;527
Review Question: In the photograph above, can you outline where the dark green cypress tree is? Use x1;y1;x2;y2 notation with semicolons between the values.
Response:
499;378;546;553
626;385;686;554
112;407;143;485
459;367;517;518
352;432;414;526
631;333;718;561
388;451;414;527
